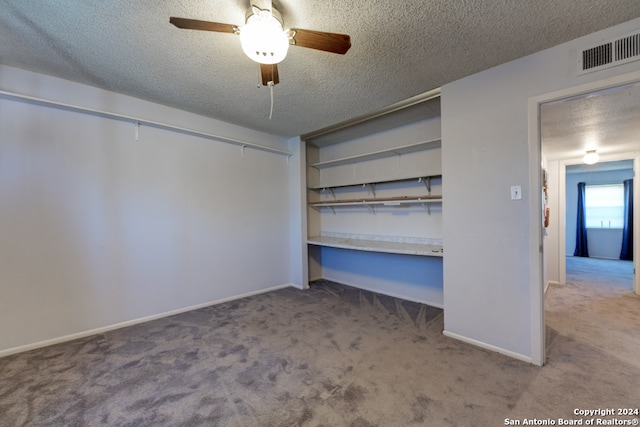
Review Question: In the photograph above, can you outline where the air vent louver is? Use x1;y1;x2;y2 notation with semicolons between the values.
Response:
582;43;613;70
615;33;639;61
578;31;640;75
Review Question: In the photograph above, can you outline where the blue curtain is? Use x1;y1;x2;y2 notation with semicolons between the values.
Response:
574;182;589;257
620;179;633;260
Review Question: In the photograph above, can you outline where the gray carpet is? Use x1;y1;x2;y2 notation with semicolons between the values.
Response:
1;267;639;426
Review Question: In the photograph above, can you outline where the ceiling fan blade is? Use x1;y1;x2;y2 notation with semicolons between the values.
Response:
260;63;280;86
169;17;238;34
288;29;351;54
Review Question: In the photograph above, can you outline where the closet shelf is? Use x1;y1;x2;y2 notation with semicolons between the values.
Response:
309;195;441;208
308;175;441;191
307;235;443;257
309;139;441;169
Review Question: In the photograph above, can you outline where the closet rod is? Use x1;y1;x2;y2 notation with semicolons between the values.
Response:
0;90;292;157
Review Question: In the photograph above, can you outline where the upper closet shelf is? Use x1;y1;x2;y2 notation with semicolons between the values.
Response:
308;174;441;190
309;139;441;169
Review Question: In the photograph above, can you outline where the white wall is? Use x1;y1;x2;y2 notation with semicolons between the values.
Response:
320;248;444;307
0;66;292;355
441;18;640;363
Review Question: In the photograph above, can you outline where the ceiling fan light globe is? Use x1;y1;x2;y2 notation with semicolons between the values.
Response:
240;11;289;64
583;150;599;165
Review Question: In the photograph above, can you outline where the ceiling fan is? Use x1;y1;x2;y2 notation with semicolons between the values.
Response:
170;2;352;87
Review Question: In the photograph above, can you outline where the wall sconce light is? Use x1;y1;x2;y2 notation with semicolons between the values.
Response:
583;150;599;165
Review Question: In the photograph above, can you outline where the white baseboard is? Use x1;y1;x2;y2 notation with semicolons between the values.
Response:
545;280;561;295
286;282;307;290
442;330;535;365
0;283;292;358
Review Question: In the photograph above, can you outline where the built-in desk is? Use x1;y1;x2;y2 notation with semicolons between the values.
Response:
307;233;443;257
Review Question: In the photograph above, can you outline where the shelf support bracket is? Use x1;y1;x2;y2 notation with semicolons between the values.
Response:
364;201;375;215
323;203;336;215
322;187;336;199
364;183;376;197
419;198;432;215
419;177;432;194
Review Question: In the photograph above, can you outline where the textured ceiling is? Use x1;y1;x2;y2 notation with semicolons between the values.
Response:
541;82;640;161
1;1;640;139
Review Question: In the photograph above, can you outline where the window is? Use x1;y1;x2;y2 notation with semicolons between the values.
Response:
585;184;624;229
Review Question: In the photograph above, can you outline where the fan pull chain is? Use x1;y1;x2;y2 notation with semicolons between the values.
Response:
268;80;275;120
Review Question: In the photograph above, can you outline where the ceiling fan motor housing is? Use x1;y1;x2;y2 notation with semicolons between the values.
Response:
240;6;289;64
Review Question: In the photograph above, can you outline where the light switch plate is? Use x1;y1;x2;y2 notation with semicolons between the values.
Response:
511;185;522;200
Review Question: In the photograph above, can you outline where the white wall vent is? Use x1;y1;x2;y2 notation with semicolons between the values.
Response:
577;31;640;75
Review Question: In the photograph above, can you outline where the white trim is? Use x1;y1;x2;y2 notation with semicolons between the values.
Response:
635;157;640;296
442;330;534;365
527;96;545;367
0;90;292;157
319;274;444;309
545;281;561;296
0;284;292;358
286;282;306;290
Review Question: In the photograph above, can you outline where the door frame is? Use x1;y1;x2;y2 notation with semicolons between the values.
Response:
528;70;640;366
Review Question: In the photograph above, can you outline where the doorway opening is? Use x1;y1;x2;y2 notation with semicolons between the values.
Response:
537;79;640;364
563;160;635;293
